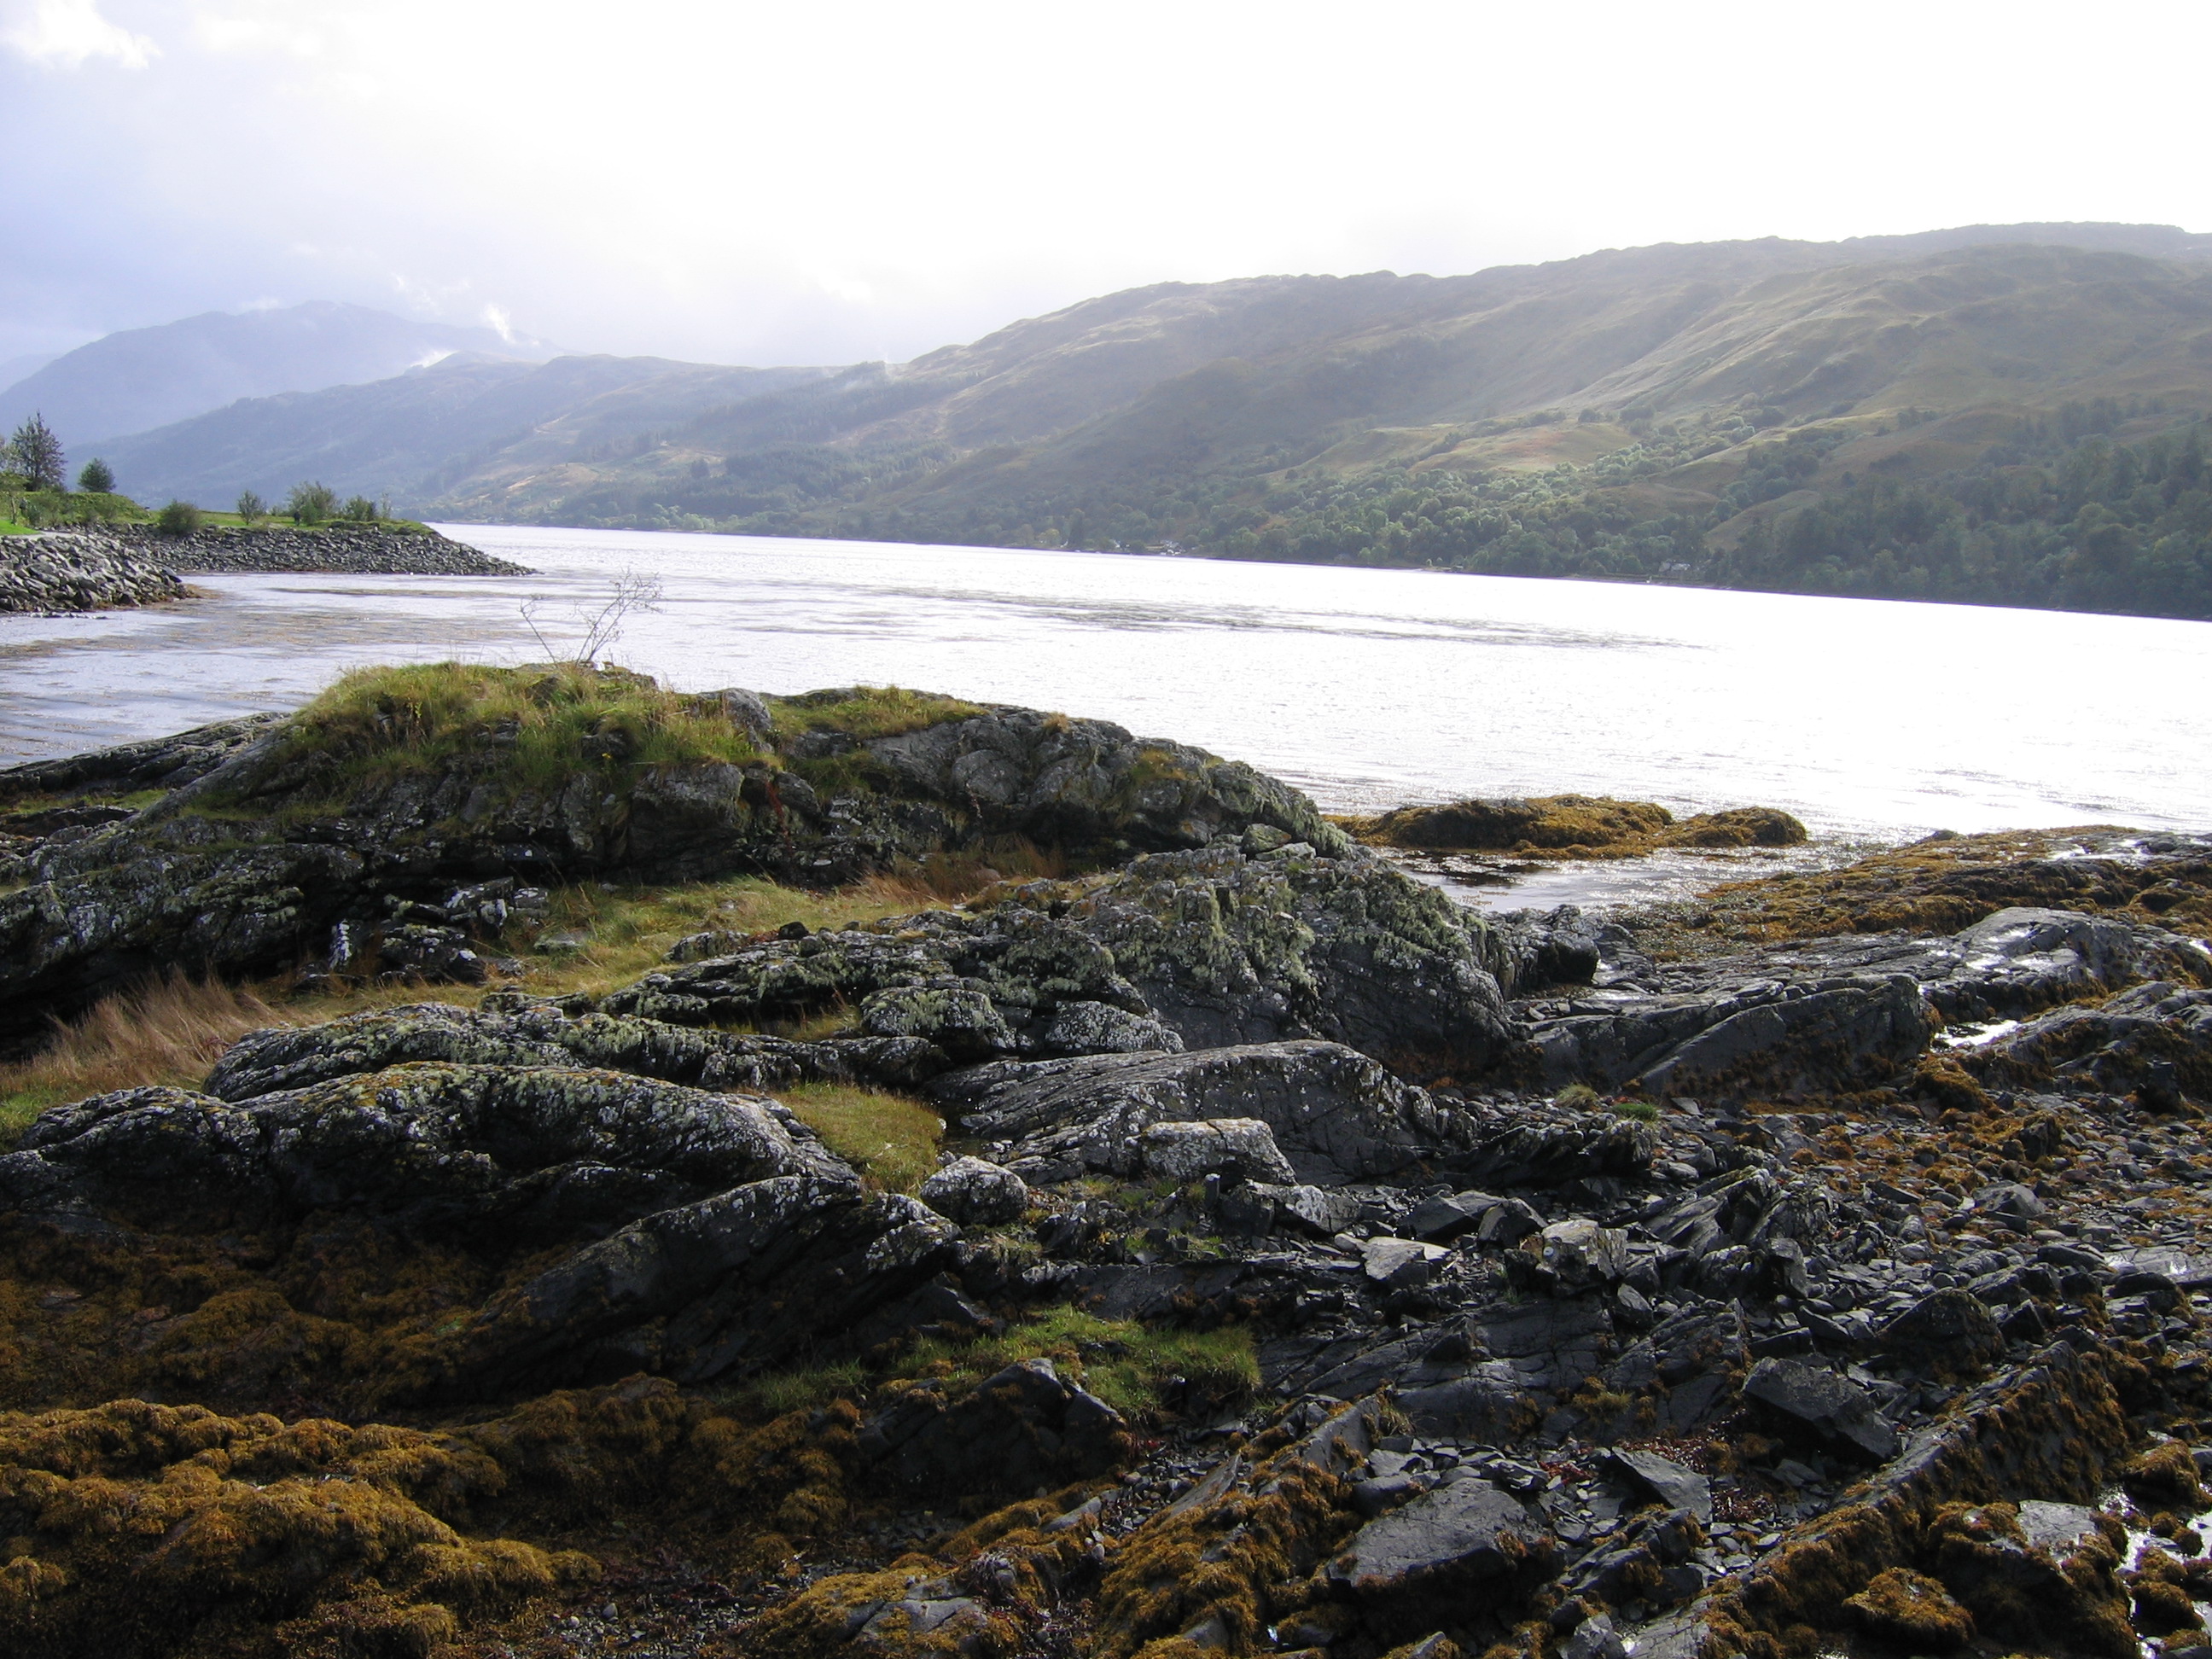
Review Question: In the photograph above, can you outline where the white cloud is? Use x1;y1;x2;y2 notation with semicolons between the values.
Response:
480;304;513;343
2;0;158;68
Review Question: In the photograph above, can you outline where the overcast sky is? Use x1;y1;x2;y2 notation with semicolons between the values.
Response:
6;0;2209;369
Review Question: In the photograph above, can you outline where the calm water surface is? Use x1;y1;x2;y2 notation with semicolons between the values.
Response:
3;526;2206;859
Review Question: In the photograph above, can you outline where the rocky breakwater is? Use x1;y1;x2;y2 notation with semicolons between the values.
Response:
109;519;532;575
3;680;2212;1659
0;528;186;612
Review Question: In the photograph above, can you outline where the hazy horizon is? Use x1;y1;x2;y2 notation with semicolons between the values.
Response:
6;0;2211;370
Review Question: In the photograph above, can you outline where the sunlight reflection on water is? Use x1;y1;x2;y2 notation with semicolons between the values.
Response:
3;526;2206;853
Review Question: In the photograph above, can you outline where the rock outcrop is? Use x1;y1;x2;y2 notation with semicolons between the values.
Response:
5;695;2212;1659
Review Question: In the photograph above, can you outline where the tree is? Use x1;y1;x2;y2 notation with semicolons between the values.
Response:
78;457;114;493
236;490;266;522
287;480;338;524
7;414;64;490
341;494;381;522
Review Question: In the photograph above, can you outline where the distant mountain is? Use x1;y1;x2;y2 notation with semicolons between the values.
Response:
0;352;56;396
98;354;839;505
0;302;556;449
79;223;2212;619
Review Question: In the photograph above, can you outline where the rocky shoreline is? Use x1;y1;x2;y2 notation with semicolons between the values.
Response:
2;669;2209;1659
0;529;187;613
114;520;532;576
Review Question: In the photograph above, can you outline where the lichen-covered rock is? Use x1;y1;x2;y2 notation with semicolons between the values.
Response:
0;685;1356;1042
930;1040;1471;1185
622;841;1522;1080
1136;1116;1297;1185
2;1061;847;1241
204;998;952;1100
917;1155;1030;1225
859;1358;1131;1498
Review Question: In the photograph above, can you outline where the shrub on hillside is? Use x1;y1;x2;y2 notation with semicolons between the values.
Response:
155;499;204;538
77;457;114;492
288;480;338;525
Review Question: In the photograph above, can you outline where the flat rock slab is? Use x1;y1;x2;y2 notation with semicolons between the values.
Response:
1329;1478;1561;1639
1606;1448;1714;1522
1743;1356;1899;1461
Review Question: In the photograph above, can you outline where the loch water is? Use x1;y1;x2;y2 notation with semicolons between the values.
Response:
3;524;2206;884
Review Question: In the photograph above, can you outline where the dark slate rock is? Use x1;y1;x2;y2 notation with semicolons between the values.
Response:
1877;1288;2006;1369
859;1357;1131;1498
1327;1478;1561;1639
1605;1448;1714;1522
1743;1357;1899;1460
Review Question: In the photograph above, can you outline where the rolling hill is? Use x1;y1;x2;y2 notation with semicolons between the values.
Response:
79;224;2212;618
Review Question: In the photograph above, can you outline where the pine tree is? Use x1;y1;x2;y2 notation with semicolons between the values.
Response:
6;414;63;490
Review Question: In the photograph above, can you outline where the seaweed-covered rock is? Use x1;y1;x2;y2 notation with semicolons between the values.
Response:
1965;980;2212;1106
929;1040;1469;1185
1844;1566;1976;1649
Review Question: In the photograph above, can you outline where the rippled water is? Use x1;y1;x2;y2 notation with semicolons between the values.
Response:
3;526;2207;855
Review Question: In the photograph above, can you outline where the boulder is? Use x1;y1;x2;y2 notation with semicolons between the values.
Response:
1742;1357;1899;1460
917;1155;1030;1226
1327;1478;1562;1639
1135;1116;1297;1185
1605;1449;1713;1522
859;1358;1131;1498
931;1040;1474;1185
1877;1289;2005;1370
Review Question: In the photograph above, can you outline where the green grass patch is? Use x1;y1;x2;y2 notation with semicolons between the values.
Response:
776;1081;943;1193
241;661;769;801
766;685;987;742
902;1307;1259;1419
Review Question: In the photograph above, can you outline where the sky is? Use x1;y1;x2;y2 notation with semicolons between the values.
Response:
6;0;2212;370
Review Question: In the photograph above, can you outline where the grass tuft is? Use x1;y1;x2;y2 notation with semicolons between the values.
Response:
774;1082;944;1193
901;1307;1259;1419
765;685;987;742
0;972;294;1147
243;661;768;801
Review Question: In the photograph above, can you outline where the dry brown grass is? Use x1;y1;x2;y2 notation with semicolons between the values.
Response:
0;972;300;1144
0;850;1049;1146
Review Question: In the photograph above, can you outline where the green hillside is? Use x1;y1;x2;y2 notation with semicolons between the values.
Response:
93;226;2212;620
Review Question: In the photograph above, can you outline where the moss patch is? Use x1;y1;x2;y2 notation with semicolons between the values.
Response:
766;686;988;743
230;661;768;804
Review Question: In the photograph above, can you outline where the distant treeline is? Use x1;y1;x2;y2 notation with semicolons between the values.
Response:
511;399;2212;621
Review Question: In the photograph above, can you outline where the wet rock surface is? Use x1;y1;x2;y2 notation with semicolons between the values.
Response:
5;716;2212;1659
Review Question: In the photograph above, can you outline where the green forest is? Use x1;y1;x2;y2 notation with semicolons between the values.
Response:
531;403;2212;622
